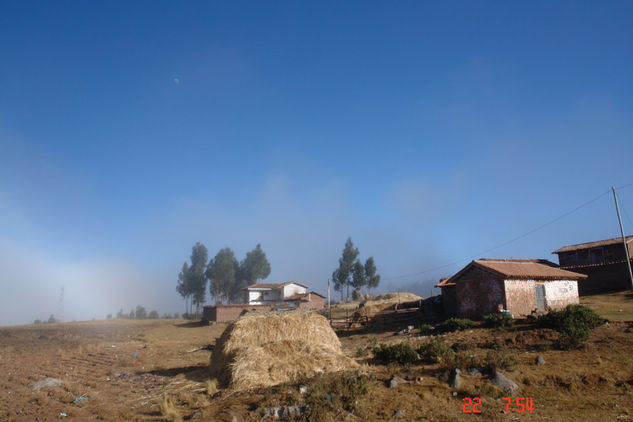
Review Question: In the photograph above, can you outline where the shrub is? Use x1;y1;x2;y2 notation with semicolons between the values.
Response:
435;318;474;334
484;349;518;372
149;310;159;319
418;323;433;334
445;350;482;370
304;371;371;420
451;341;472;352
356;346;368;357
538;305;605;349
417;338;454;364
373;342;418;365
483;313;515;328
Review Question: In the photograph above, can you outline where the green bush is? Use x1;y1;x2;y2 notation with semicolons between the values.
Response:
484;349;518;372
538;305;605;349
418;323;433;334
373;342;418;365
483;313;515;328
417;338;455;364
435;318;474;334
303;371;371;420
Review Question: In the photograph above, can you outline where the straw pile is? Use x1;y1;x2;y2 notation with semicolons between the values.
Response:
209;311;357;390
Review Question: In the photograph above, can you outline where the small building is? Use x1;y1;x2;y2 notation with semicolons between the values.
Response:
285;291;326;311
243;281;309;305
435;259;586;319
202;281;325;323
553;236;633;295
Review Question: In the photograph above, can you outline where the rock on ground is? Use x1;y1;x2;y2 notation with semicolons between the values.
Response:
30;378;62;390
449;368;461;388
489;371;518;394
258;406;306;419
535;355;546;365
389;375;408;388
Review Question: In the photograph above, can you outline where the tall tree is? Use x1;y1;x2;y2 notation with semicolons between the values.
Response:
135;305;147;319
232;244;271;302
352;259;367;299
332;269;344;302
334;237;359;302
206;247;239;304
188;242;209;318
364;256;380;295
176;262;191;316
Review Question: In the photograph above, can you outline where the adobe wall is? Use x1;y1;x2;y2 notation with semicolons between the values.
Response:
440;286;458;317
202;305;273;322
543;279;579;310
504;280;538;317
455;267;505;319
295;296;324;311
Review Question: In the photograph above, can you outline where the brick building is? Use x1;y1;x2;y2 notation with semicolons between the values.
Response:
553;236;633;295
436;259;586;319
202;282;325;323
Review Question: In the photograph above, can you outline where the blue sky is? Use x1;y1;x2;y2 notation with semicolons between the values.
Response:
1;1;632;324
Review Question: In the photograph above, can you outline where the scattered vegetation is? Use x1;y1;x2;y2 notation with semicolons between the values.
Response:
373;342;418;365
483;313;515;328
484;349;518;372
302;371;371;420
538;304;605;349
417;338;454;364
418;323;433;334
434;318;474;334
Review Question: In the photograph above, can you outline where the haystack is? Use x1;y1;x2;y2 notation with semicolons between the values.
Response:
209;311;357;390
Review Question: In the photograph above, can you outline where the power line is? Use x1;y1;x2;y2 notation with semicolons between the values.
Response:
381;188;612;282
616;181;633;191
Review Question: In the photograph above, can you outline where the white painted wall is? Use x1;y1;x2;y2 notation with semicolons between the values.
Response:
282;283;307;298
247;288;283;304
543;279;579;310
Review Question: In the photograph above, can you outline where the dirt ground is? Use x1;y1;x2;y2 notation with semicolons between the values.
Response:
1;292;632;421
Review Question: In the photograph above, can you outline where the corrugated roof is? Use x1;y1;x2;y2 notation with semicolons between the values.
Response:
437;258;587;287
553;236;633;254
243;281;309;290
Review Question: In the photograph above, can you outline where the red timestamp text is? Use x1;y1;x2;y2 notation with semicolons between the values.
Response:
462;397;535;414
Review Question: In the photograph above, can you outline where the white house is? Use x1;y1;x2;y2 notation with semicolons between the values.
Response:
243;281;309;305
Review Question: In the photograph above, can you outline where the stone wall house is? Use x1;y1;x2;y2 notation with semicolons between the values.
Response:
553;236;633;295
435;259;586;319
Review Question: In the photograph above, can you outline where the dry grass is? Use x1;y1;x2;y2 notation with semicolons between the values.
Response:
158;394;183;422
209;311;358;390
581;290;633;321
205;379;218;396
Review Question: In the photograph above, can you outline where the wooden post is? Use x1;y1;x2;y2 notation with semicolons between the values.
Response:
327;278;331;321
612;186;633;290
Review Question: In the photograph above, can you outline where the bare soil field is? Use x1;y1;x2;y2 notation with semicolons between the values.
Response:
1;292;632;421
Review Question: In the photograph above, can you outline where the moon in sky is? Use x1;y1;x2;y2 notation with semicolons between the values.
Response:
173;77;180;85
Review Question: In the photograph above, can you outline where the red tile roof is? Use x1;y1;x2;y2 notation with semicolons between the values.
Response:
553;236;633;254
436;258;587;287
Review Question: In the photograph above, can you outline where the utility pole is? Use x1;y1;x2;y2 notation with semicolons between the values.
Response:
612;186;633;290
327;278;331;321
58;286;64;323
